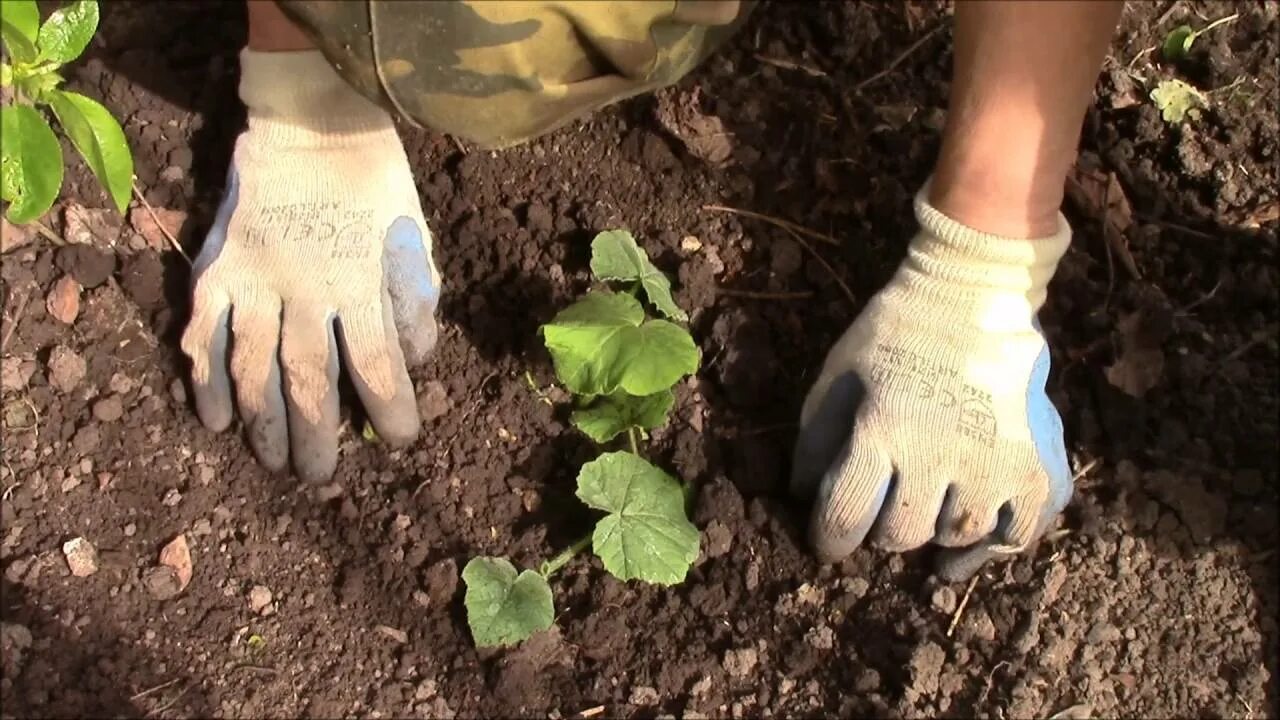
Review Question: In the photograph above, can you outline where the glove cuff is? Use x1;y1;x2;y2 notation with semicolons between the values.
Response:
238;49;395;137
904;183;1071;318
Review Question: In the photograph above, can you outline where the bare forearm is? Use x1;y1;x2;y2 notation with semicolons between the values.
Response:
247;1;315;52
930;0;1123;237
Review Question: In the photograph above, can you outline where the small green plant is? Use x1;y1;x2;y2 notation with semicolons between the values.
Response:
1161;13;1238;63
462;229;701;648
1151;78;1207;124
1;0;132;224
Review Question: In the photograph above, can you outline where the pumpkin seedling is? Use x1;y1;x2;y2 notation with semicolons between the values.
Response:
1161;13;1239;63
463;229;701;648
1150;78;1207;124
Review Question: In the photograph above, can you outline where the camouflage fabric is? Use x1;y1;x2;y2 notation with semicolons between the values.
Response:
277;1;752;149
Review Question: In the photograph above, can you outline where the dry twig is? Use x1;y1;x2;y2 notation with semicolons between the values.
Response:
853;24;944;93
129;678;181;702
946;574;980;637
131;182;191;264
0;286;33;354
782;227;858;307
753;54;827;77
701;204;840;246
717;288;814;300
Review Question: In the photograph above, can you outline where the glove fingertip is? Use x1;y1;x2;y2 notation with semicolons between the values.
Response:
192;380;234;433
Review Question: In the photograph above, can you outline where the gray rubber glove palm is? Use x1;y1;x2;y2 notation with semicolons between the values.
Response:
181;50;440;483
792;189;1072;581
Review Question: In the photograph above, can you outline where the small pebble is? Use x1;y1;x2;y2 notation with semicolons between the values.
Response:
169;379;187;405
931;585;958;615
162;489;182;507
92;395;125;423
124;523;137;537
248;585;273;615
62;537;99;577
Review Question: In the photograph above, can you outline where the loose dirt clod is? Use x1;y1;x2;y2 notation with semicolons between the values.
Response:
92;395;124;423
143;566;183;601
0;218;34;254
46;346;87;394
418;381;451;422
1;356;36;393
629;686;660;706
63;203;123;247
723;647;758;678
129;206;188;253
62;537;99;577
248;585;273;615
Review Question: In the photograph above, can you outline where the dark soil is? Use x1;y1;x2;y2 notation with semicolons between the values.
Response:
2;2;1277;718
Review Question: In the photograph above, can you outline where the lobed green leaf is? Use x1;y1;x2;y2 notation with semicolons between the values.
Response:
1150;78;1206;124
462;557;554;648
543;291;698;397
36;0;97;64
590;229;688;321
571;390;674;444
577;451;699;585
1;104;63;224
48;89;132;212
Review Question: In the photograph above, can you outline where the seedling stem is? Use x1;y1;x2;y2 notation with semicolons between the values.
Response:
540;534;592;577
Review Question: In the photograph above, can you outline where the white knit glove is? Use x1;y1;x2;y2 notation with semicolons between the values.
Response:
181;50;440;483
792;188;1072;581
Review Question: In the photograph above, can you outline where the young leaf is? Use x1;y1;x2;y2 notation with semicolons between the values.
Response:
577;451;699;585
1161;25;1196;62
543;291;698;397
1;63;11;87
1;0;40;42
571;390;674;443
48;89;132;212
590;229;688;321
16;68;63;103
1;105;63;224
462;557;555;648
1150;78;1207;124
2;19;38;63
36;0;98;64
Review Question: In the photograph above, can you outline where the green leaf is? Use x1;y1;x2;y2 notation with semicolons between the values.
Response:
15;68;63;102
577;451;699;585
571;390;674;443
462;557;554;648
1162;25;1196;62
36;0;98;64
590;229;688;321
2;18;38;63
1;0;40;41
543;291;698;397
1;104;63;224
1150;78;1207;124
48;90;131;212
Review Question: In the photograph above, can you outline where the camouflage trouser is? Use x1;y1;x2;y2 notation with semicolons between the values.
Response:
278;1;753;149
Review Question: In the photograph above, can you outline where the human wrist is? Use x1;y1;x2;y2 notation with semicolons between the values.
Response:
247;1;315;52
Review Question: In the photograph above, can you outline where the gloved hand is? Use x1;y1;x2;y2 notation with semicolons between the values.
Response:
181;50;440;483
792;187;1072;581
